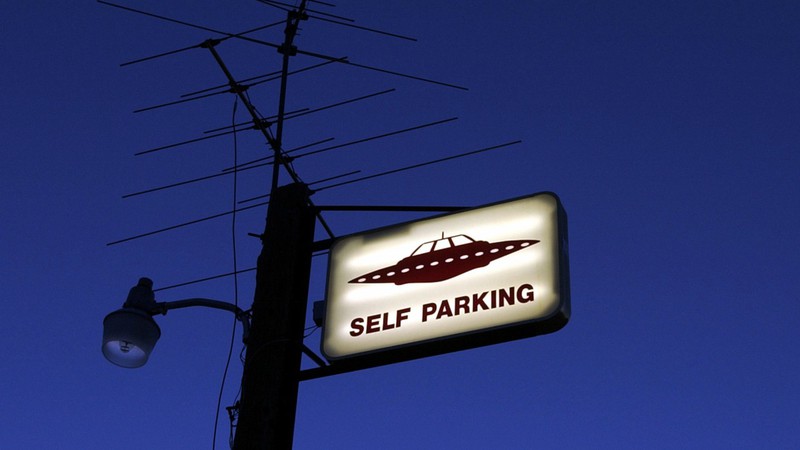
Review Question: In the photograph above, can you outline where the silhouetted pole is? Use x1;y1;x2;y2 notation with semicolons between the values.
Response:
234;183;315;450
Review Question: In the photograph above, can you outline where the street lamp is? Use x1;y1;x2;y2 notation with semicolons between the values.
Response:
102;277;250;368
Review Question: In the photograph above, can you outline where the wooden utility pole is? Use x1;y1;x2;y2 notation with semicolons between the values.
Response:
234;182;315;449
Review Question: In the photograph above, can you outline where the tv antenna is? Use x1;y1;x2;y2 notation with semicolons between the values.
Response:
102;0;519;248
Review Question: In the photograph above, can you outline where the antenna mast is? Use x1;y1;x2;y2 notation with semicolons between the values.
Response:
234;3;312;449
271;0;308;193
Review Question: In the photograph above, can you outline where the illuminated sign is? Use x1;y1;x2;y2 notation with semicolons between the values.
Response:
322;192;569;363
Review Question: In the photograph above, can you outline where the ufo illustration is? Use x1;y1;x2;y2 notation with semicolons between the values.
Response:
349;233;539;285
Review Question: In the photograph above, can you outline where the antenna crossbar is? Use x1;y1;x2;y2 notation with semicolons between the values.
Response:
225;117;458;173
119;21;286;67
315;140;523;192
257;0;354;23
235;140;522;205
106;201;268;246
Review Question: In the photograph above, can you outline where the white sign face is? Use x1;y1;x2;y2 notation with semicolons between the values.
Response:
322;193;566;360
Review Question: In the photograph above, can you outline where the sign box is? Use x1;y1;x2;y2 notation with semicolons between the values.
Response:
322;192;569;365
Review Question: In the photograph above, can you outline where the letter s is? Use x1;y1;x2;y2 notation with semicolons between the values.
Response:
350;317;365;337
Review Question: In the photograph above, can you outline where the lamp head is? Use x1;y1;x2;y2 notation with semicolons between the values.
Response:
102;278;161;368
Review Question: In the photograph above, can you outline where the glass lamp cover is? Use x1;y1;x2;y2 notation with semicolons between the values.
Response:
102;308;161;368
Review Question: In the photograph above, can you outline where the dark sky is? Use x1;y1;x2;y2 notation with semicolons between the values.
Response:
2;1;798;449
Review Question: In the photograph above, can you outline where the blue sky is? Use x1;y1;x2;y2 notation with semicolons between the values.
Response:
2;1;798;449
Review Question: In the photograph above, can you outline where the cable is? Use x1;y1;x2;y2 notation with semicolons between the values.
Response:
212;96;241;450
304;325;320;338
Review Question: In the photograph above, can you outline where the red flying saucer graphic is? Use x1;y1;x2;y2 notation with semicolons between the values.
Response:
349;233;539;285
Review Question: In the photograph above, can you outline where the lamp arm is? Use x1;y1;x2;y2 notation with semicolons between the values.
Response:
150;298;251;342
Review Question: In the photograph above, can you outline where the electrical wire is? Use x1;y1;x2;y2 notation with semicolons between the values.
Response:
212;96;242;450
304;325;320;339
